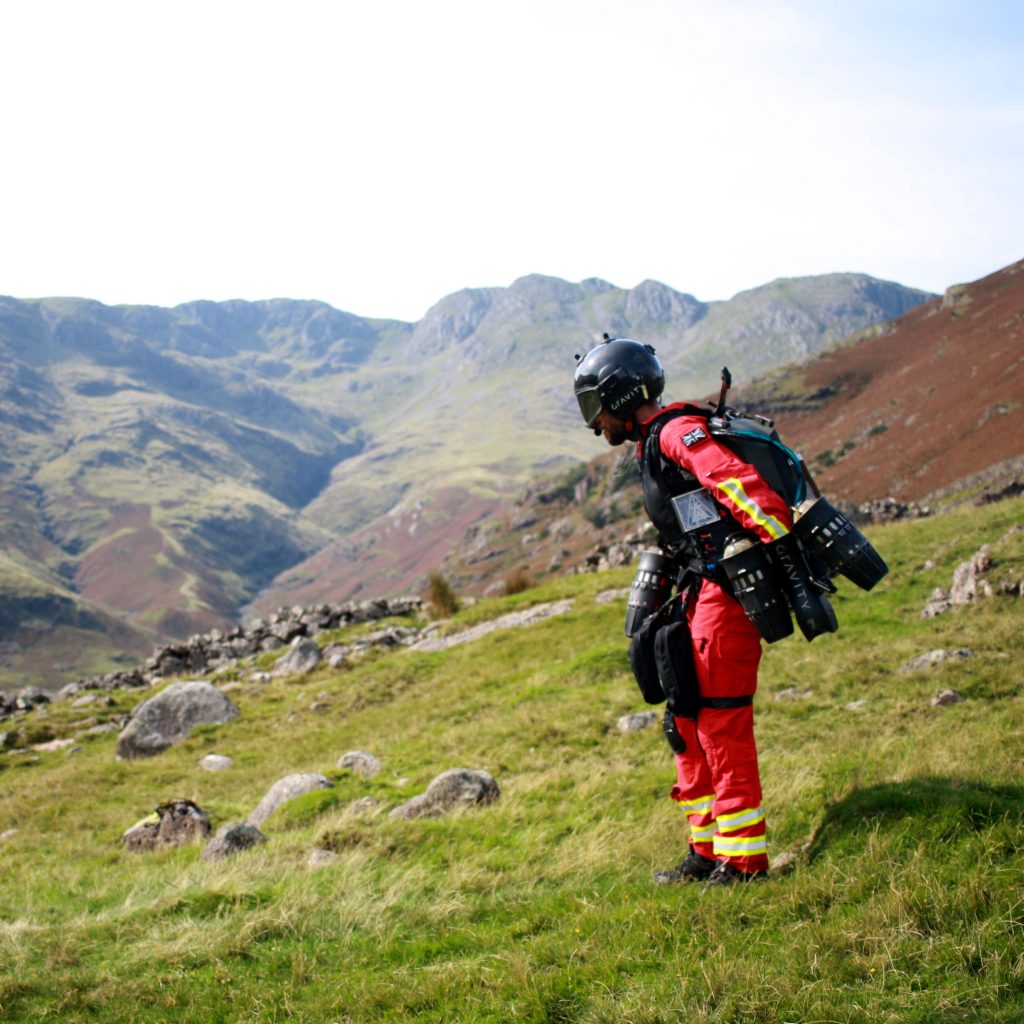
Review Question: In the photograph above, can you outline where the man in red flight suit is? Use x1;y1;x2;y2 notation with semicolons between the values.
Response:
574;336;789;885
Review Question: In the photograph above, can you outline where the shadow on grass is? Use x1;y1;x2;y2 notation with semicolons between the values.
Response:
807;777;1024;862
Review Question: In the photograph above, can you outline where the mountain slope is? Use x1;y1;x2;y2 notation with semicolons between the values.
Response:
434;260;1023;595
254;272;932;609
748;259;1024;504
1;496;1022;1021
0;272;933;684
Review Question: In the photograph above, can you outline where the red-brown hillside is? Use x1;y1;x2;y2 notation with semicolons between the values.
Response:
766;259;1024;504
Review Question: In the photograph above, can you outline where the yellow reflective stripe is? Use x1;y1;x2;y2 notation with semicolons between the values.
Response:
690;822;717;842
714;478;789;541
717;807;765;833
677;794;716;814
714;834;768;857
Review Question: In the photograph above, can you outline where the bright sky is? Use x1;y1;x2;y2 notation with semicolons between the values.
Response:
2;0;1021;322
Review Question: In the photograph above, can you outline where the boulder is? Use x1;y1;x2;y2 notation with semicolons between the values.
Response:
932;689;965;707
15;687;50;711
274;636;323;677
116;681;239;759
199;753;234;772
617;711;658;732
123;800;212;852
350;796;380;814
389;768;500;820
950;546;994;605
308;848;338;868
201;822;268;861
921;588;952;618
246;772;334;828
898;649;974;674
337;751;382;778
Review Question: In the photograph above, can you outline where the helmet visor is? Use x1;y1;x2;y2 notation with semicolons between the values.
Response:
576;386;603;427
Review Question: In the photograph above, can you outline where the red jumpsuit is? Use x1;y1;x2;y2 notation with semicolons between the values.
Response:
640;405;794;875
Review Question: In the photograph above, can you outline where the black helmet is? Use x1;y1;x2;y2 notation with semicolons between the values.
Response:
573;334;664;428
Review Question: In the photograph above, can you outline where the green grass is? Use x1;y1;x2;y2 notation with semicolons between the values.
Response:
1;497;1023;1022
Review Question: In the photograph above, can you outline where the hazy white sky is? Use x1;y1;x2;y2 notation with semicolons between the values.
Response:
2;0;1021;321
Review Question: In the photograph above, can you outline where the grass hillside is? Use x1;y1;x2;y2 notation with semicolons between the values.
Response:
1;496;1022;1023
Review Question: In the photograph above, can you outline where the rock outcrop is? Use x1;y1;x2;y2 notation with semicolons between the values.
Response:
246;773;334;828
201;823;268;861
123;799;212;852
390;768;500;820
337;751;382;778
116;681;239;760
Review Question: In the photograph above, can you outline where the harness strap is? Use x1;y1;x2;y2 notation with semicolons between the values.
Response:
700;696;754;709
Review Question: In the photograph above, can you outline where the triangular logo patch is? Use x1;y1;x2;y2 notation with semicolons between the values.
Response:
670;489;721;532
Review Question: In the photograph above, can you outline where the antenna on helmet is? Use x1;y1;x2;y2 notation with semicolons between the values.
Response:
715;366;732;418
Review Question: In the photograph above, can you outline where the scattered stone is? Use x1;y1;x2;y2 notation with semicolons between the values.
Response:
123;799;212;853
932;689;965;707
274;636;323;677
617;711;658;732
116;681;239;760
597;588;632;604
308;848;338;868
950;546;993;605
350;796;380;814
246;772;334;828
71;694;99;707
774;687;813;701
83;721;121;736
856;497;932;523
844;699;868;710
6;596;424;723
32;738;77;752
201;822;268;861
199;754;234;772
249;672;272;683
769;849;800;872
15;687;50;711
337;751;382;778
0;829;18;841
898;649;974;674
921;588;952;618
390;768;500;820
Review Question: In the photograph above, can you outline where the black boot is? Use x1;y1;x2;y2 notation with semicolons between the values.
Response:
704;861;768;886
654;850;717;884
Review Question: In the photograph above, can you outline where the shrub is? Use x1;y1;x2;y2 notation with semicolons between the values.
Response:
503;568;532;595
425;571;459;618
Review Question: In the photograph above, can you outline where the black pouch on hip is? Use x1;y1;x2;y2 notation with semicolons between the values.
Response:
627;609;667;705
653;613;701;720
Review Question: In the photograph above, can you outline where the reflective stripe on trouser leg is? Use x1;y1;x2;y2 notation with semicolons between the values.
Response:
689;819;717;845
677;793;715;815
671;710;717;860
717;806;765;833
713;832;768;858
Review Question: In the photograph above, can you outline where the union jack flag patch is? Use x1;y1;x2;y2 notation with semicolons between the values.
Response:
682;426;708;447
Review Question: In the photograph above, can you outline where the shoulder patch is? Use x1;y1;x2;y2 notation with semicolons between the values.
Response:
682;426;708;448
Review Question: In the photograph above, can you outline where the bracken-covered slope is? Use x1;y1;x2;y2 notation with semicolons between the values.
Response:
754;259;1024;504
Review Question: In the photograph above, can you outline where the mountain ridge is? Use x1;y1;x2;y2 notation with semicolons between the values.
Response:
0;270;936;686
